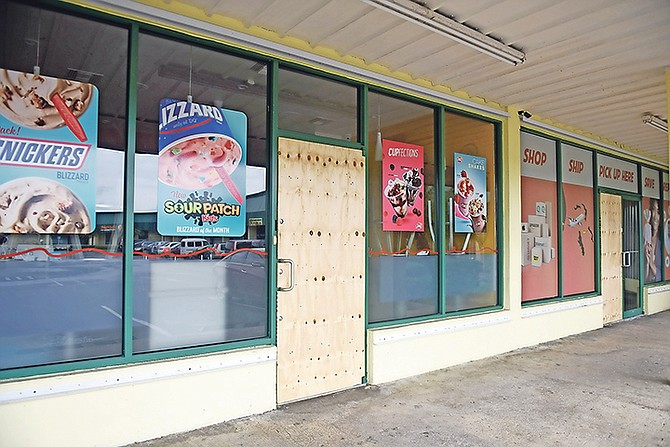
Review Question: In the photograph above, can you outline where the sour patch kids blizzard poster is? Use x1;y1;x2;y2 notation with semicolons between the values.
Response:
157;98;247;237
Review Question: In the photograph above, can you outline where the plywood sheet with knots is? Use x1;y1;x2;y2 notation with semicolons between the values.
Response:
600;193;623;323
276;138;366;404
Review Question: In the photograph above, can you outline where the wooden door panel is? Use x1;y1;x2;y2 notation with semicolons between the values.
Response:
600;193;623;323
276;138;366;403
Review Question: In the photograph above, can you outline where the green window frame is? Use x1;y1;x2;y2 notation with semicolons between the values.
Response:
518;128;670;307
366;87;504;328
520;128;602;306
1;0;511;378
0;1;277;380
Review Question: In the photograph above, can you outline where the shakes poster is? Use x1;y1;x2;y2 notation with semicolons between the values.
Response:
453;153;487;233
157;98;247;237
0;68;98;234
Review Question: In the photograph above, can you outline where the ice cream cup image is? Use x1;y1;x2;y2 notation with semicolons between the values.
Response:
384;178;408;218
403;168;422;206
0;69;93;130
158;133;243;191
455;174;475;218
468;194;485;218
0;177;91;234
456;175;474;199
454;193;470;219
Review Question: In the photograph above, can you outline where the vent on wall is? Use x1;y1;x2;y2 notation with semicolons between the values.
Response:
65;68;104;85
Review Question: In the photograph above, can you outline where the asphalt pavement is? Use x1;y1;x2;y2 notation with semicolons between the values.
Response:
128;311;670;447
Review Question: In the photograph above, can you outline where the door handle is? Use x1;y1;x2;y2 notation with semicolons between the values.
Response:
622;251;631;268
277;258;295;292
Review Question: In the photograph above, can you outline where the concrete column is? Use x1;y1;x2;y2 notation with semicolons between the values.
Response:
504;107;522;316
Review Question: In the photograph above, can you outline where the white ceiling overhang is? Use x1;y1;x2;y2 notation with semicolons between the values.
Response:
77;0;670;166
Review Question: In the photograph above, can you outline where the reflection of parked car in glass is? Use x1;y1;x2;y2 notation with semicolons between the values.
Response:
223;239;265;253
0;235;7;255
133;239;156;254
214;250;267;305
179;238;211;257
212;243;227;257
146;241;163;254
133;239;148;251
149;241;180;255
164;241;180;254
211;239;265;257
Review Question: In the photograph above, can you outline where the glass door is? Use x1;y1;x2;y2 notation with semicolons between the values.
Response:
621;198;643;318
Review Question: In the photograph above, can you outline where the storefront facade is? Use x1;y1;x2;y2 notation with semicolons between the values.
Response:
1;1;669;446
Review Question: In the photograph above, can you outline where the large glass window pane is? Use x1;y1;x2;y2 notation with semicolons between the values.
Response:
278;69;357;141
561;144;595;296
367;92;437;323
663;173;670;281
133;33;268;352
0;2;127;369
444;112;498;311
641;167;661;284
520;132;558;302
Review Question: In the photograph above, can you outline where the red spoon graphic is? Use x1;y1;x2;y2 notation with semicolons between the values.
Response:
214;166;243;204
51;92;87;142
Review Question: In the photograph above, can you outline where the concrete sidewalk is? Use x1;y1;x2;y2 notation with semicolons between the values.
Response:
129;312;670;447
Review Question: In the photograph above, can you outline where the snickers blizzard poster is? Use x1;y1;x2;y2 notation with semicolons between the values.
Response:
0;68;98;234
382;139;424;232
157;98;247;237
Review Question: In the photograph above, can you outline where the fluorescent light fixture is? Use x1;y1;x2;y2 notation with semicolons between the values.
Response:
642;113;668;133
360;0;525;65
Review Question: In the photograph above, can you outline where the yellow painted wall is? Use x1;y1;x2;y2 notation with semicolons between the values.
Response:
0;347;276;447
367;298;603;384
645;286;670;315
505;107;523;315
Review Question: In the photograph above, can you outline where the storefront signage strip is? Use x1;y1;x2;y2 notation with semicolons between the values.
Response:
641;166;660;198
520;132;557;181
523;117;667;168
561;144;593;188
596;153;638;193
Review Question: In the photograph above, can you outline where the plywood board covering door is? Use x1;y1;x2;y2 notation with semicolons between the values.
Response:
276;138;366;404
600;193;623;323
